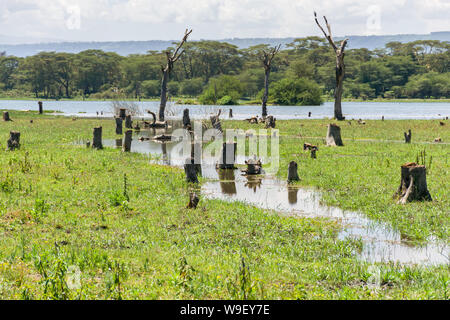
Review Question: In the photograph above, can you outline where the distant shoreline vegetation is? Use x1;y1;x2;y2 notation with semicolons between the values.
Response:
0;38;448;106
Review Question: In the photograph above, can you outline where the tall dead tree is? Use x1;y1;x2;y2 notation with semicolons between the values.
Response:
158;29;192;122
261;45;281;118
315;12;348;121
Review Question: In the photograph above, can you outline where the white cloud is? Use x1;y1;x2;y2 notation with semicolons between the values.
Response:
0;0;448;42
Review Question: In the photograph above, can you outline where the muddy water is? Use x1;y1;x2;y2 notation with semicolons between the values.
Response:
85;127;449;266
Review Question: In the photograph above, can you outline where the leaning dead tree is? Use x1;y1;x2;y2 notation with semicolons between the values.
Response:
394;162;432;204
158;29;192;122
261;45;281;118
315;12;348;120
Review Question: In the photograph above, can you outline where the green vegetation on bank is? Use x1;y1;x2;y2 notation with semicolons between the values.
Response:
0;110;448;299
0;39;448;105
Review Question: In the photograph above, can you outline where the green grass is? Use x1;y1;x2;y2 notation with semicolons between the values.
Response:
0;111;448;300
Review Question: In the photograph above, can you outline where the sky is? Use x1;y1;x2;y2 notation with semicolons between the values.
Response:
0;0;449;43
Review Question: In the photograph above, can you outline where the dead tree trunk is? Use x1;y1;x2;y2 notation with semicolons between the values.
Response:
326;123;344;146
183;108;191;129
145;111;167;128
210;109;223;133
218;142;237;169
229;109;233;118
394;163;432;204
303;143;318;158
92;127;103;149
125;115;132;129
404;129;412;143
119;108;126;120
122;130;133;152
315;12;348;121
184;158;199;183
38;101;43;114
187;193;199;209
287;161;300;182
264;116;276;129
3;111;11;121
115;117;123;135
158;29;192;121
7;131;20;150
261;45;281;118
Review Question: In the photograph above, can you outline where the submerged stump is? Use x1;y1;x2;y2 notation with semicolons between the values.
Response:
183;109;191;130
115;117;123;135
404;129;412;143
38;101;43;114
394;162;432;204
229;109;233;118
125;115;132;129
242;158;262;175
287;161;300;182
92;127;103;149
218;142;237;169
122;130;133;152
7;131;20;150
326;123;344;146
119;108;126;120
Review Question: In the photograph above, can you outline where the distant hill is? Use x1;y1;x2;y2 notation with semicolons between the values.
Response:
1;32;449;57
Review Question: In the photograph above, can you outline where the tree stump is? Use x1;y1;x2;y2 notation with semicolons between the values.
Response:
210;110;223;133
119;108;126;120
218;142;237;169
38;101;43;114
308;112;311;118
287;161;300;182
382;115;384;121
115;117;123;135
7;131;20;150
242;158;262;175
122;130;133;152
326;124;344;146
92;127;103;149
310;149;317;159
115;138;122;147
404;129;412;143
265;115;276;129
229;109;233;118
187;193;199;209
3;111;11;121
183;108;191;130
125;115;132;129
184;158;199;183
394;163;432;204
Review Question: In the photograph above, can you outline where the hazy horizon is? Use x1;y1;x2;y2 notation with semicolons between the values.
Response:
0;0;449;44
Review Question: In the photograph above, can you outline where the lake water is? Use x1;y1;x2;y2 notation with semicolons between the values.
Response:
2;100;450;120
75;127;449;266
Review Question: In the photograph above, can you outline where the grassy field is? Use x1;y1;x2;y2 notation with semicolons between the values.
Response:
0;110;448;300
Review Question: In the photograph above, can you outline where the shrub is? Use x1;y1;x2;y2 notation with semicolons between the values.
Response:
270;78;323;105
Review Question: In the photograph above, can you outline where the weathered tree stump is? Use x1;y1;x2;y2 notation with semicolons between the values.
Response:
287;161;300;182
122;130;133;152
145;111;167;128
404;129;412;143
218;142;237;169
434;137;442;143
92;127;103;149
245;116;258;124
86;141;91;148
310;148;317;159
38;101;43;114
7;131;20;150
382;115;384;121
326;124;344;146
115;117;123;135
119;108;126;120
3;111;11;121
229;109;233;118
242;158;262;175
210;109;223;133
183;108;191;130
187;193;199;209
125;115;132;128
184;158;199;183
115;138;122;147
394;163;432;204
308;112;311;118
265;115;276;129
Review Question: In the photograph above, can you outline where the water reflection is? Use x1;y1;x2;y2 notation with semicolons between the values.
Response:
218;169;236;195
288;186;299;204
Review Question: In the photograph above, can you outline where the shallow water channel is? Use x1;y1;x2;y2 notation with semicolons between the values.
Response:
79;123;449;266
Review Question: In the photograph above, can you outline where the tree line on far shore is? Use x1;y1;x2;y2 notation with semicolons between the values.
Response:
0;38;448;105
